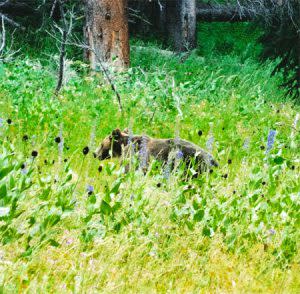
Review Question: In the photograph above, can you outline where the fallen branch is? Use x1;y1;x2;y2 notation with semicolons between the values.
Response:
0;13;25;29
196;3;254;22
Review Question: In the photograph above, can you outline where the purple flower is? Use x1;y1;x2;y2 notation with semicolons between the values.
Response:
176;150;184;159
243;138;250;150
86;185;94;195
269;229;276;235
266;130;276;154
206;136;214;152
21;163;28;175
0;118;4;128
139;135;148;170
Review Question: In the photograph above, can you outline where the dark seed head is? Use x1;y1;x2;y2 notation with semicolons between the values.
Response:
156;183;161;188
31;150;38;157
21;163;26;169
83;146;89;155
228;159;232;164
197;130;203;136
88;191;93;196
262;181;266;186
98;165;103;172
276;110;280;113
260;145;265;150
209;169;213;174
222;127;225;131
52;160;55;164
7;119;12;125
44;159;48;165
55;137;61;144
22;135;29;141
223;174;228;179
64;158;68;163
233;190;236;194
291;165;295;170
261;194;265;198
188;185;193;189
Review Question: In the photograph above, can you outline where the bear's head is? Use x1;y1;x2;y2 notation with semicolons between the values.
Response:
94;128;129;160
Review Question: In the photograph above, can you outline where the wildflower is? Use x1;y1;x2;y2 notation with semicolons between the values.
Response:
269;229;276;235
55;137;61;144
82;146;89;155
266;129;276;154
291;113;299;149
206;136;214;152
21;163;28;175
31;150;38;158
206;123;214;152
139;135;148;171
243;138;250;150
0;118;3;127
31;135;37;147
176;150;184;160
163;161;171;179
86;185;94;195
0;207;10;217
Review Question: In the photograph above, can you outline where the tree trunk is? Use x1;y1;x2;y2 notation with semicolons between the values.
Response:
84;0;130;70
166;0;196;52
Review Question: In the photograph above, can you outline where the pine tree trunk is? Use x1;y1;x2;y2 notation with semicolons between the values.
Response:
166;0;196;52
84;0;130;70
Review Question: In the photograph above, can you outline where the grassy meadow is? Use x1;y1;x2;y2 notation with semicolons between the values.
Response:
0;23;300;293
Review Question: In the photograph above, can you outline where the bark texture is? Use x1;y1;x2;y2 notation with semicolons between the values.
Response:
85;0;130;70
166;0;196;52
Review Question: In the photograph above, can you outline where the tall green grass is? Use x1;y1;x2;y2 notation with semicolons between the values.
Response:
0;22;299;292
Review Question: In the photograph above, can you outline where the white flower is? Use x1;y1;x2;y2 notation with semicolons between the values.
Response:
0;207;10;217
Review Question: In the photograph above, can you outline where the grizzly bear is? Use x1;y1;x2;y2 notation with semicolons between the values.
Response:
94;128;218;173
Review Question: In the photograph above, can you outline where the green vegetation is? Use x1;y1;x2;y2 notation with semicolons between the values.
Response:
0;24;299;292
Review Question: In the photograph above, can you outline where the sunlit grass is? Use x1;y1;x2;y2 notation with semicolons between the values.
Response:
0;40;299;293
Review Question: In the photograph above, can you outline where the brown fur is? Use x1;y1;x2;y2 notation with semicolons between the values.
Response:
94;128;218;172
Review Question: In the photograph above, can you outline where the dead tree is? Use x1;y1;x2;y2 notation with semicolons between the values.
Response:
165;0;197;52
84;0;130;70
54;0;72;95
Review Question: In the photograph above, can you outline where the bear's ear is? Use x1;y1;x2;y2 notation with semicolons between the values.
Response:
112;128;122;140
123;128;129;134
